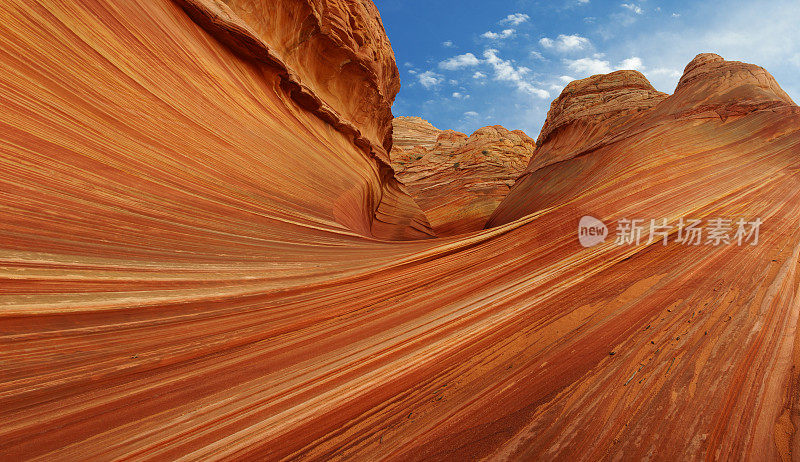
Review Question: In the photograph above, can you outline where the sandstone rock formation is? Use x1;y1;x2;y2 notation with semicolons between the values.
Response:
173;0;433;240
530;70;668;171
391;116;442;148
1;0;799;460
487;53;798;227
391;117;535;235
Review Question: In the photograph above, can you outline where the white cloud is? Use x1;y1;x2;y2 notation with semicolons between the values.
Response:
442;40;454;48
565;56;647;78
418;70;443;88
473;71;487;79
621;3;643;14
539;34;592;52
500;13;530;25
517;82;550;98
578;0;590;3
484;49;528;81
439;53;481;70
672;13;680;18
646;67;682;79
482;29;516;40
452;92;470;99
530;51;545;60
619;56;643;70
560;75;577;83
483;49;550;98
463;111;479;118
565;57;613;75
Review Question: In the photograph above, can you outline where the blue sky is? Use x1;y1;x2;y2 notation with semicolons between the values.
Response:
374;0;800;137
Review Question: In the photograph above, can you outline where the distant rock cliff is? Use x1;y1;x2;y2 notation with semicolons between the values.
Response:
391;117;534;235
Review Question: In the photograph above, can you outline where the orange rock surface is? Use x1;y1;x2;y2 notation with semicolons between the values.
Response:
391;116;442;149
529;69;668;171
172;0;433;240
391;117;534;235
1;0;799;460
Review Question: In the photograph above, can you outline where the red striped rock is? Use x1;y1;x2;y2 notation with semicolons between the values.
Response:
392;118;534;235
391;116;441;148
1;0;799;460
530;70;668;171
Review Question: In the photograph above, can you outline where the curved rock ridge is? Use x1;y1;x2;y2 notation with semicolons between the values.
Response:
531;70;668;171
659;52;797;120
173;0;433;239
2;5;800;460
489;53;800;227
392;120;535;235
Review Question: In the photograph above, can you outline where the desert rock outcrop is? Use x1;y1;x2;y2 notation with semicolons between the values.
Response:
1;1;799;460
391;117;534;235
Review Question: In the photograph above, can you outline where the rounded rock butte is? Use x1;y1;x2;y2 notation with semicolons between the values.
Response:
391;118;535;235
1;0;800;461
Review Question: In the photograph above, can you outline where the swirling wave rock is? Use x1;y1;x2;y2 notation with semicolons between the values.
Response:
391;117;534;235
1;0;800;459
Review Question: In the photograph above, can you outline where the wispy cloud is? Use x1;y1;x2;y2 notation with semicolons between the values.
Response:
417;70;443;88
619;56;643;70
565;56;645;77
439;53;481;70
484;49;549;98
565;57;612;75
621;3;643;14
539;34;592;52
500;13;530;25
481;29;516;40
442;40;455;48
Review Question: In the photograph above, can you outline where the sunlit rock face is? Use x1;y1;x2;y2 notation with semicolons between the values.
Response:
172;0;433;239
529;70;668;172
487;55;798;227
391;117;534;235
391;116;442;149
2;0;800;460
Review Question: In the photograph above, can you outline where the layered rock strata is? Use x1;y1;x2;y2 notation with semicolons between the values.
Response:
392;118;534;235
1;0;799;459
